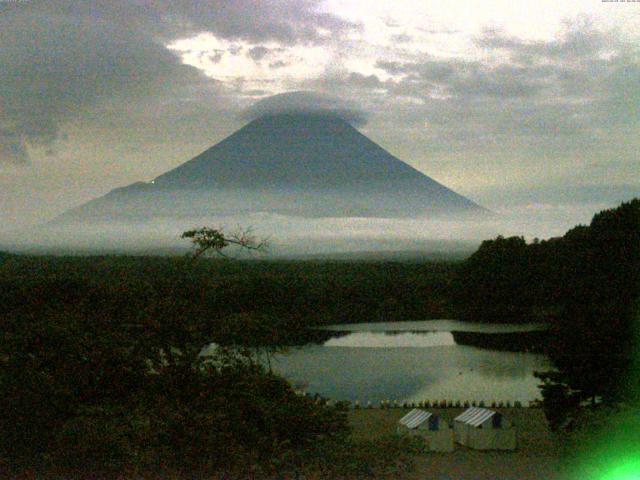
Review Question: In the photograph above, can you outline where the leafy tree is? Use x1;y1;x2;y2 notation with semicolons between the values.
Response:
538;198;640;426
453;235;536;323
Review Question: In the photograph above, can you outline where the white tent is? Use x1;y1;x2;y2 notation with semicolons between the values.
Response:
397;409;454;452
454;407;516;450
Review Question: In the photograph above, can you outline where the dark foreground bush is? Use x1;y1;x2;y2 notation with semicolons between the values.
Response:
0;304;417;479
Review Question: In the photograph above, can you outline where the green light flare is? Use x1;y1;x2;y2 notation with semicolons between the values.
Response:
569;306;640;480
597;455;640;479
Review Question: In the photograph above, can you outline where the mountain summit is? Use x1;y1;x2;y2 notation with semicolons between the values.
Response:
55;111;487;223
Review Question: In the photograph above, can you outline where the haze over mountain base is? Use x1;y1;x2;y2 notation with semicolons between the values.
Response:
1;202;612;257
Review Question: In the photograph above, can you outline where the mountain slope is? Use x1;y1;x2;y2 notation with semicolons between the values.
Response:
55;113;488;223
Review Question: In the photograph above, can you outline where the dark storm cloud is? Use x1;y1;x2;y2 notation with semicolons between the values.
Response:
241;91;369;126
0;0;359;164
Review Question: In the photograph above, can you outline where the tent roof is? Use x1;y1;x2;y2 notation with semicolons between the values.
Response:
398;409;432;429
454;407;497;427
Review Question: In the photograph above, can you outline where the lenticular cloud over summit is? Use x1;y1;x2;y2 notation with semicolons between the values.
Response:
242;91;369;127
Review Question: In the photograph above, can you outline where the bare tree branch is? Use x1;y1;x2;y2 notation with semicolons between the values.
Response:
181;226;268;262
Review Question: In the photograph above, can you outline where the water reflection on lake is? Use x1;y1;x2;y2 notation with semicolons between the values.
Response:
320;320;549;333
324;331;455;348
271;322;550;404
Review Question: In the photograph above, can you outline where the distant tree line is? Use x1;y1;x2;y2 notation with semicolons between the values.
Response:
0;255;456;335
454;199;640;428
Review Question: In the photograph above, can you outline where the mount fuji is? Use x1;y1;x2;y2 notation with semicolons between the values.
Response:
54;109;487;224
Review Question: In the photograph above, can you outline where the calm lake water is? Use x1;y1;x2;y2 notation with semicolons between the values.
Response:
270;321;550;404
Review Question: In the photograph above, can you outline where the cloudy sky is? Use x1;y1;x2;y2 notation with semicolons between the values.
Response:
1;0;639;231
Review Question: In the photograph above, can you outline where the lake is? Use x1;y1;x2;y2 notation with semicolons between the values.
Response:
270;321;551;405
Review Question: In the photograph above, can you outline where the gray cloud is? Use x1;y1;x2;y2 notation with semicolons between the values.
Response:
391;33;414;44
241;91;369;126
0;2;206;163
417;27;461;35
0;129;28;165
481;183;640;207
359;23;639;148
163;0;360;44
311;72;381;88
0;0;359;164
247;46;271;61
269;60;290;69
475;21;610;62
9;0;358;45
246;45;287;63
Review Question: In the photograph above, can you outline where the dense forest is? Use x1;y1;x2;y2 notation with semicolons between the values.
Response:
0;255;456;338
455;199;640;428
